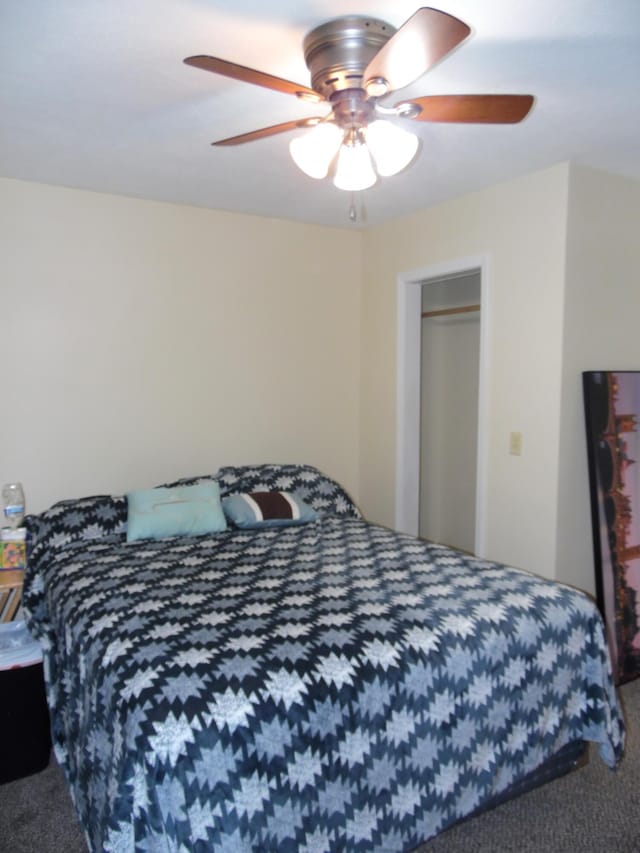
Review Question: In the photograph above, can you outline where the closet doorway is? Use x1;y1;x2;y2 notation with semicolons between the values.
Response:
395;255;488;557
420;272;480;554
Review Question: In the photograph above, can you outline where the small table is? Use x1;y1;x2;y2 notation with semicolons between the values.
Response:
0;586;52;783
0;569;24;622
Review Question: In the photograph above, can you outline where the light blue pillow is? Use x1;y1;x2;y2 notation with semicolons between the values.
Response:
222;491;317;529
126;482;227;542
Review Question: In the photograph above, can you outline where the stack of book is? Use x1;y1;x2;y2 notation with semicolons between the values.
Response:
1;528;26;621
1;527;26;570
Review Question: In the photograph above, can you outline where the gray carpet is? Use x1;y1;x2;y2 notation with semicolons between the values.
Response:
1;678;638;853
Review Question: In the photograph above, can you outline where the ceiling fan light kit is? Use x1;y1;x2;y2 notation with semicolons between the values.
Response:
289;122;343;180
289;118;419;190
184;7;534;197
366;120;419;177
334;129;377;191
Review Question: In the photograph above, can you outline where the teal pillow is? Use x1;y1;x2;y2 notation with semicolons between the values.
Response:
126;482;227;542
222;491;317;529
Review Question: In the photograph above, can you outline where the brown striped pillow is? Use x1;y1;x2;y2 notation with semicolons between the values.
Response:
222;491;318;529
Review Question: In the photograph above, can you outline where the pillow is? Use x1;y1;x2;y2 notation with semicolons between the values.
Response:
25;494;128;559
159;473;218;489
222;491;317;529
126;482;227;542
216;464;361;519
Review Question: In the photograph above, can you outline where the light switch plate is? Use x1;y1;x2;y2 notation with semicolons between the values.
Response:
510;431;523;455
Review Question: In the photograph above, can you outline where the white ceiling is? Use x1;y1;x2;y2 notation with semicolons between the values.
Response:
1;1;639;228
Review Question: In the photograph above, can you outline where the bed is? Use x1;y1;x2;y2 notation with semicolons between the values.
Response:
22;463;625;853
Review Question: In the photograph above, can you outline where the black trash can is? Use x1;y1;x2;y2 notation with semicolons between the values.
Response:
0;620;52;784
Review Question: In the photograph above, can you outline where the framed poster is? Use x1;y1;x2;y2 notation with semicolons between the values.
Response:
583;371;640;684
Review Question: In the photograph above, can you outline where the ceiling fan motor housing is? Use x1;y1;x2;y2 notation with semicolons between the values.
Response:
303;16;395;99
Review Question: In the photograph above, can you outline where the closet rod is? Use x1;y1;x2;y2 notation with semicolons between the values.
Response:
421;303;481;319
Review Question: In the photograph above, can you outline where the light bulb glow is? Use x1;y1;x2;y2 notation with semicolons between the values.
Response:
365;120;419;177
289;123;342;179
333;138;377;192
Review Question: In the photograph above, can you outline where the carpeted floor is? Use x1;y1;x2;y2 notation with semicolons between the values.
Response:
1;678;638;852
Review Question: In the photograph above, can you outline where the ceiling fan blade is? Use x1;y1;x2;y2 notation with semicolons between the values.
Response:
404;94;534;123
184;55;322;102
363;8;470;94
212;118;324;146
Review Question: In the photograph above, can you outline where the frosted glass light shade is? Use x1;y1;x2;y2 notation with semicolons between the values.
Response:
365;120;419;177
333;141;377;191
289;123;342;179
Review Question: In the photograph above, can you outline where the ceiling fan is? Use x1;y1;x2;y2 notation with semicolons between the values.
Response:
184;7;534;193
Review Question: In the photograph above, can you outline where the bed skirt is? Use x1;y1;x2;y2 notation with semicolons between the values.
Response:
462;739;587;826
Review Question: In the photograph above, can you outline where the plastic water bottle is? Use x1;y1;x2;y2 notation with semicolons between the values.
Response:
2;483;25;529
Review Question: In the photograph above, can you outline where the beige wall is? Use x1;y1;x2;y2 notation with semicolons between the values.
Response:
4;165;639;596
0;178;362;513
555;165;640;595
360;164;570;579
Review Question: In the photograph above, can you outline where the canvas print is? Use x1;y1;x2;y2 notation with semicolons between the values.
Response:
583;371;640;684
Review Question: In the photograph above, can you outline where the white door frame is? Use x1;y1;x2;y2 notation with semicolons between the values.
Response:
395;254;490;557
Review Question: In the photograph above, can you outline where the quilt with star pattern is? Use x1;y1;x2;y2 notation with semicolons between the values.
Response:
22;465;624;853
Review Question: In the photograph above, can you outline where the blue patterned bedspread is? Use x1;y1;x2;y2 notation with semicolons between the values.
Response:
23;472;624;853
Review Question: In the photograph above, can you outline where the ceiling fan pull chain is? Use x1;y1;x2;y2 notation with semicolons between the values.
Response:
348;193;358;223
